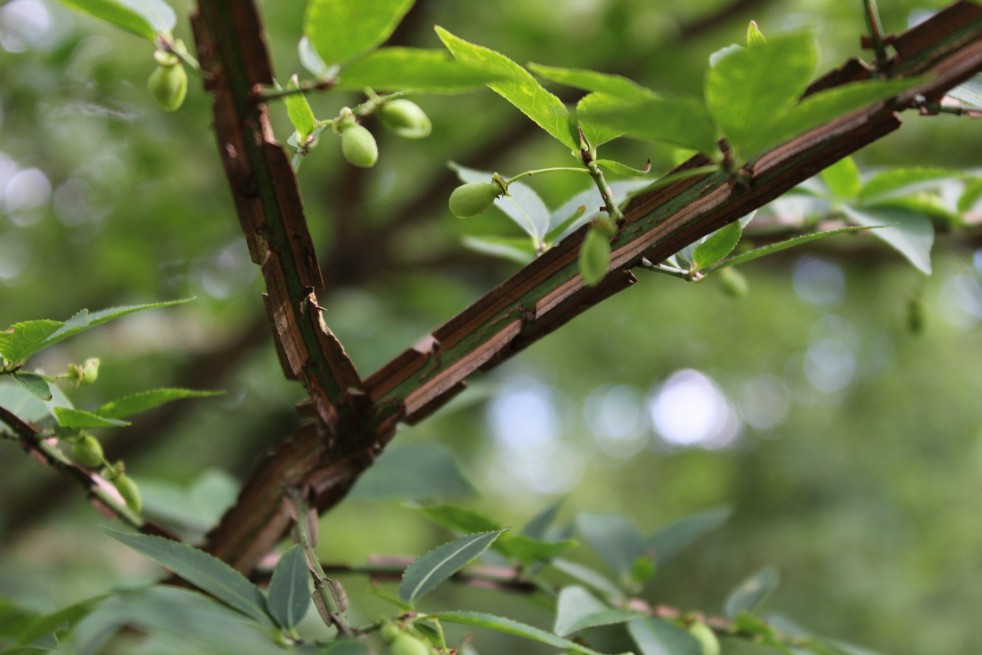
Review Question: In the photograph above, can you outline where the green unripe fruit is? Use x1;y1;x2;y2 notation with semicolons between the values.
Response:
80;357;100;385
380;99;432;139
380;623;403;643
114;474;142;513
688;622;721;655
147;53;187;112
340;123;379;168
72;434;104;468
579;225;612;286
389;634;431;655
716;267;749;297
449;182;502;218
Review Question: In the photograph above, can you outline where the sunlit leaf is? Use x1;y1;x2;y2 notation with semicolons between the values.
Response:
725;567;780;618
554;586;636;636
693;222;742;270
399;530;505;604
705;32;817;158
336;48;505;93
281;76;316;143
59;0;176;41
436;27;577;149
841;205;933;274
267;546;310;630
435;611;627;655
577;94;718;155
104;529;272;626
820;157;861;200
857;167;963;203
529;63;654;100
305;0;415;67
96;388;223;419
0;320;62;367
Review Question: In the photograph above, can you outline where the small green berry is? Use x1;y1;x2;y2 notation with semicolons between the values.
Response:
579;225;612;286
72;434;104;468
716;267;749;297
340;123;379;168
389;634;431;655
449;182;502;218
80;357;100;385
380;99;432;139
147;53;187;112
381;623;403;644
114;473;142;514
688;622;721;655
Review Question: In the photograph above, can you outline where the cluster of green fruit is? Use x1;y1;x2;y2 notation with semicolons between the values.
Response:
333;98;432;168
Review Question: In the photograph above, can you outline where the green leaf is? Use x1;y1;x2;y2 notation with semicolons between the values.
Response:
711;226;876;271
758;78;922;155
820;157;861;200
349;442;477;499
628;617;702;655
41;299;192;355
267;545;310;630
498;534;577;565
576;513;647;580
857;167;963;203
959;177;982;213
12;372;51;401
841;205;933;274
554;586;637;636
53;407;130;429
551;559;624;599
436;27;576;149
704;32;817;158
336;48;505;93
461;235;536;265
747;20;767;47
58;0;176;41
96;388;223;419
577;93;626;147
548;180;650;240
528;63;654;100
646;507;731;570
521;498;564;539
304;0;415;67
434;611;628;655
103;529;271;626
717;638;788;654
946;73;982;108
595;159;652;177
9;595;105;650
0;378;73;423
298;36;331;78
725;567;780;618
280;77;316;143
399;530;505;604
418;504;503;535
0;320;62;367
693;222;743;270
577;93;718;155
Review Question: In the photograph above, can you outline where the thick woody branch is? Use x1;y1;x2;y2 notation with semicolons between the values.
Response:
198;0;981;573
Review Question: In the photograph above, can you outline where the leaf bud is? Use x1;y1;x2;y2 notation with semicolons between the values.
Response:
380;99;432;139
448;182;503;218
747;20;767;47
72;434;104;468
147;52;187;112
340;123;379;168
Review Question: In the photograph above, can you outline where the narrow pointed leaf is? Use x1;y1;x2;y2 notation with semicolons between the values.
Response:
693;222;742;270
418;504;503;535
304;0;415;67
711;226;876;271
53;407;130;429
528;63;654;100
858;167;963;202
399;530;505;604
577;94;717;154
575;513;646;579
336;48;505;93
841;205;933;274
281;77;316;142
498;534;577;565
628;617;702;655
12;372;52;401
435;611;629;655
103;529;271;626
521;498;564;539
646;507;731;569
725;567;780;618
551;559;624;599
554;586;637;636
462;235;536;265
436;27;576;149
40;299;192;353
267;545;311;629
0;320;62;366
595;159;652;176
820;157;862;199
59;0;176;41
705;32;817;157
755;78;922;154
96;388;223;419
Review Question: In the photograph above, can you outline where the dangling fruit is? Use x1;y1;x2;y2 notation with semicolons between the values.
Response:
147;52;187;112
449;182;502;218
380;99;432;139
340;123;379;168
114;473;142;513
389;633;431;655
579;225;612;286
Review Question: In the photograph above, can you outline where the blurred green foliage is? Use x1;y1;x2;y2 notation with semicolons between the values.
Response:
1;0;981;653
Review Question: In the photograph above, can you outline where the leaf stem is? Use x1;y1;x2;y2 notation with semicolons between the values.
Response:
503;167;592;185
254;78;336;102
291;491;354;636
862;0;890;72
